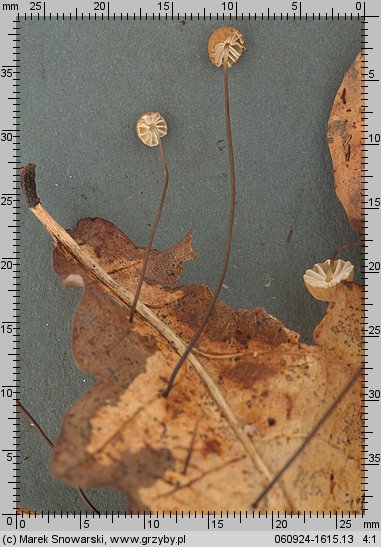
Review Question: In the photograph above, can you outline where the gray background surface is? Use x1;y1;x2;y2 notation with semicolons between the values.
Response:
20;19;361;512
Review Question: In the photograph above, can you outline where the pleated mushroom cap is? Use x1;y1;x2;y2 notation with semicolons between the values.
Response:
136;112;168;147
208;27;245;68
303;259;355;301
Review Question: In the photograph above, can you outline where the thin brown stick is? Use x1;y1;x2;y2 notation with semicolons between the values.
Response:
194;348;246;359
251;366;362;509
129;135;169;322
19;164;290;509
16;400;101;515
163;46;236;397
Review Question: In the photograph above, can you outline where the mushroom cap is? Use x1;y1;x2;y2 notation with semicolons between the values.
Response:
303;259;355;302
136;112;168;147
208;27;245;68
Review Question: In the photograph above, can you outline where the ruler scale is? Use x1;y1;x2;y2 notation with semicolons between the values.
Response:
0;0;380;543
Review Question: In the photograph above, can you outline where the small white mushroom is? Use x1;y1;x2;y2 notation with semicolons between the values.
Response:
303;259;355;302
208;27;245;68
136;112;167;147
129;112;169;323
163;27;245;397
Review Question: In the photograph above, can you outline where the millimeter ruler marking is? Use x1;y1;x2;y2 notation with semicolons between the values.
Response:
0;0;380;534
2;1;380;21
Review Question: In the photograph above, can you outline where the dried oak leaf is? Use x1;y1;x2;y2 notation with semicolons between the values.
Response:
50;218;361;512
328;51;363;235
16;506;39;516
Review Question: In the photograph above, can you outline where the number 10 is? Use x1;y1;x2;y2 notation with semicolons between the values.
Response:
222;2;235;10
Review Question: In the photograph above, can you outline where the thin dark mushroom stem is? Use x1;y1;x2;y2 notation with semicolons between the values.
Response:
163;46;236;397
16;399;101;516
326;240;361;281
17;399;53;448
251;366;362;509
129;132;169;322
182;415;201;475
